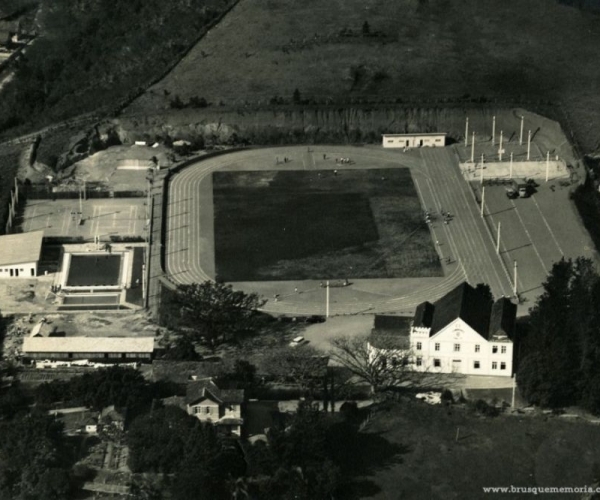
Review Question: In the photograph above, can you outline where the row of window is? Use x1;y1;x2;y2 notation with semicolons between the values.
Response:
415;342;507;353
418;358;507;370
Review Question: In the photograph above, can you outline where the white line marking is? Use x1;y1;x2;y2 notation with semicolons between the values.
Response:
531;195;565;257
510;199;548;273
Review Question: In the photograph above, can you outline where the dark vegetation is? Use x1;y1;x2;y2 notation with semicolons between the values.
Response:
213;169;441;281
518;257;600;413
128;400;403;499
0;0;234;137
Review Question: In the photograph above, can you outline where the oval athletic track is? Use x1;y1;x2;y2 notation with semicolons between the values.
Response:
165;146;513;316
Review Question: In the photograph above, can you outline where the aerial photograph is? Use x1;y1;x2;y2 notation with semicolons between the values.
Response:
2;0;600;498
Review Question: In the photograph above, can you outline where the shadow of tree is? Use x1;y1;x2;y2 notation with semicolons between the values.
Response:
327;420;410;498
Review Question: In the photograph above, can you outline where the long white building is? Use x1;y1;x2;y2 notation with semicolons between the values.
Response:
369;282;517;377
382;132;447;149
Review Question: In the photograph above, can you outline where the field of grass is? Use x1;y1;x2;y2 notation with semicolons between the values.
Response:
128;0;600;153
359;400;600;499
212;168;441;281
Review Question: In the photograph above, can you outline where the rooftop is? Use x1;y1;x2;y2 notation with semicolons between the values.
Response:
186;378;245;406
22;336;155;354
382;132;447;137
0;230;44;266
370;315;412;349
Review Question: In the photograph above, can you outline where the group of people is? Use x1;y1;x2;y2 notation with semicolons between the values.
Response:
335;157;352;164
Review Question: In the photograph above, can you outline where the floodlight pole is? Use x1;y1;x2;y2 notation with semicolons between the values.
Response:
499;130;503;161
496;222;501;254
470;132;475;163
492;116;496;145
465;117;469;147
510;152;514;179
513;260;518;297
519;115;524;145
527;130;531;160
326;281;330;318
480;154;485;184
511;375;516;408
481;186;485;217
546;151;550;182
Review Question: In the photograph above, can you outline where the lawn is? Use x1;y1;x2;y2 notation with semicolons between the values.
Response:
212;168;441;281
66;254;122;287
357;400;600;499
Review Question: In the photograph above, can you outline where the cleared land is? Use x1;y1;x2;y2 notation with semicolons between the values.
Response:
213;169;440;281
128;0;600;152
359;401;600;499
17;198;147;239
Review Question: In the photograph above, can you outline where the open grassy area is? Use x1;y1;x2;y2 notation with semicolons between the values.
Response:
360;400;600;499
128;0;600;153
212;168;441;281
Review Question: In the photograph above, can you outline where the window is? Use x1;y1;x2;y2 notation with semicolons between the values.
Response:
205;407;210;414
416;357;423;367
454;344;460;352
474;361;480;369
492;345;498;354
501;346;507;354
434;359;441;368
500;362;506;370
387;139;393;143
416;342;422;351
434;343;440;351
194;406;202;414
492;362;498;370
475;345;480;353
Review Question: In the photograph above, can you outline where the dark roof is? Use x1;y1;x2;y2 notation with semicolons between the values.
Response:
186;378;244;406
413;302;434;328
488;298;517;340
429;283;492;337
370;316;412;349
415;282;517;341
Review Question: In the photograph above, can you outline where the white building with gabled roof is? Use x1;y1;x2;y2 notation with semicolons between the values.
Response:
382;133;447;149
369;282;517;377
0;230;44;278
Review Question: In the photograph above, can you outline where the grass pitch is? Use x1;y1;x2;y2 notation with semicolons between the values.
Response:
213;168;441;281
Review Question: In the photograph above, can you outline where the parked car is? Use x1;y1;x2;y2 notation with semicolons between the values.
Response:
289;336;307;347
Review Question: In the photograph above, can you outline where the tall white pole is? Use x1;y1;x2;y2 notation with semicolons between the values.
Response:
470;132;475;162
511;375;516;408
481;186;485;217
510;152;513;179
519;115;524;145
546;151;550;182
326;280;330;318
513;261;518;297
499;130;503;161
496;222;501;254
79;188;83;215
527;130;531;160
480;154;484;184
492;115;496;145
465;117;469;147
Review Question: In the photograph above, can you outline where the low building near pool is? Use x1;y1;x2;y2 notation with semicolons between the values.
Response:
382;133;447;149
0;230;44;278
22;336;155;362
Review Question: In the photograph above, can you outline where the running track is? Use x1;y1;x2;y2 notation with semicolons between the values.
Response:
165;146;514;316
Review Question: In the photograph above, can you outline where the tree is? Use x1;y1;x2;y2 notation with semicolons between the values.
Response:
173;282;267;351
329;335;416;393
292;88;301;104
161;335;202;361
261;346;328;398
475;282;493;302
362;21;370;36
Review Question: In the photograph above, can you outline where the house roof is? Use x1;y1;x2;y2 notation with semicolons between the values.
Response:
369;316;412;349
22;336;155;354
186;378;244;406
0;230;44;266
415;282;516;340
429;283;492;337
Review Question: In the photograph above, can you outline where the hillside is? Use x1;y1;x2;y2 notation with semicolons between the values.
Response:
126;0;600;153
0;0;235;137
